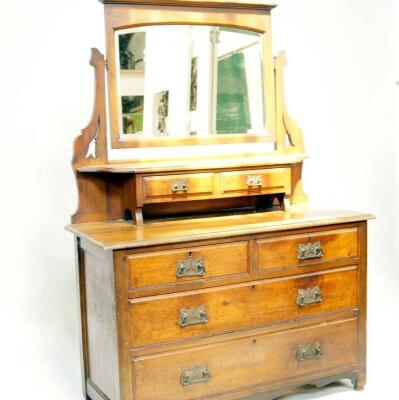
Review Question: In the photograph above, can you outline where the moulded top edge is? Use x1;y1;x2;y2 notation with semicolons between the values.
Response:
98;0;278;11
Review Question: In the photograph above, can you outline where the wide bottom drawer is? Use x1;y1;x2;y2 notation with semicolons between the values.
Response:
132;318;358;400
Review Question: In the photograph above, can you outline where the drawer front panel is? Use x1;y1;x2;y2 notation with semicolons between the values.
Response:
220;168;290;195
257;228;358;271
129;267;358;347
142;173;214;203
128;242;249;289
133;318;358;400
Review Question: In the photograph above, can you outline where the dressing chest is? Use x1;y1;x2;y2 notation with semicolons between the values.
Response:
67;1;372;399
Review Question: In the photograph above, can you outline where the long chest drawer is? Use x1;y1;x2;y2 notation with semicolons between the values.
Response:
128;266;358;347
132;318;358;400
127;242;249;289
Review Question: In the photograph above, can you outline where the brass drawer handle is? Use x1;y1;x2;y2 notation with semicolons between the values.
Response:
246;175;263;187
180;365;211;386
296;286;323;307
296;342;323;361
176;254;205;278
171;179;189;193
298;241;324;261
179;305;208;327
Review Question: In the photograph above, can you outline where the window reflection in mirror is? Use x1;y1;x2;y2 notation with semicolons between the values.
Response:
116;26;266;138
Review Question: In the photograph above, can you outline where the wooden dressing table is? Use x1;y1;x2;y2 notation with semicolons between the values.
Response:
67;1;372;399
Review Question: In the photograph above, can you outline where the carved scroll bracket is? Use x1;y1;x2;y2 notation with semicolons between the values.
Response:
72;48;108;169
274;51;305;155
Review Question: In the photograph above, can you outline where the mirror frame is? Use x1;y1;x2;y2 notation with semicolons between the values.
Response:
104;2;277;149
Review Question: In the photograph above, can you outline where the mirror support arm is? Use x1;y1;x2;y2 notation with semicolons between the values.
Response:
274;51;305;154
72;48;108;169
71;48;110;224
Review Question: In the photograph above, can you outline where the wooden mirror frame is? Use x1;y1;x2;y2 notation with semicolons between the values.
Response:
102;0;278;149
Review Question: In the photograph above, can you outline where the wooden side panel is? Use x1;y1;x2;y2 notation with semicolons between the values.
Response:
291;161;308;204
127;242;249;289
129;267;358;347
356;222;368;390
72;173;136;224
84;248;120;400
132;318;358;400
257;228;358;271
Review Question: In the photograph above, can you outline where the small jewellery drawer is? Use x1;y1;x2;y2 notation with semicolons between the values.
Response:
132;318;358;400
256;228;358;271
128;267;358;347
127;242;249;289
142;173;214;203
220;168;291;195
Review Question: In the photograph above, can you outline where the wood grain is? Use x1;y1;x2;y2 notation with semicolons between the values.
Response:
83;249;120;399
132;318;358;400
220;167;290;195
142;173;214;203
72;48;107;169
274;51;305;154
128;241;249;288
356;222;368;390
66;209;373;250
256;227;358;271
128;267;358;347
76;153;307;174
99;0;278;11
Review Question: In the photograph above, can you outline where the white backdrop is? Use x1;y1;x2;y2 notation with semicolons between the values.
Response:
0;0;398;399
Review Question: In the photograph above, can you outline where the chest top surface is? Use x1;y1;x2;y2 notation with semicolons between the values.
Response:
66;208;373;250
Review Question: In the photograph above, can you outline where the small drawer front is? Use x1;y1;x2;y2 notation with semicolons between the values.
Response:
142;173;214;203
132;318;358;400
257;228;358;271
128;242;249;289
129;267;358;347
220;168;291;195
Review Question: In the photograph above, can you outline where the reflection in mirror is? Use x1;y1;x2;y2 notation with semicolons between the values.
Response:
116;26;266;138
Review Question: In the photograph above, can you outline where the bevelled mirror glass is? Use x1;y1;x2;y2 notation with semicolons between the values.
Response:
115;25;268;139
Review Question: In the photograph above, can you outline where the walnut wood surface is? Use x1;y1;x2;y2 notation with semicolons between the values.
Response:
83;248;120;399
72;49;107;168
256;227;358;271
75;217;369;400
275;51;305;154
69;3;371;399
142;173;215;203
99;0;278;11
129;266;358;347
220;168;290;195
357;222;368;390
66;209;373;250
132;318;358;400
77;154;307;174
128;241;249;288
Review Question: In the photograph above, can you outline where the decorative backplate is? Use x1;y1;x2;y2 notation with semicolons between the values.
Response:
171;179;189;193
180;365;211;386
296;342;323;361
246;175;263;187
179;305;208;327
296;286;323;307
176;255;205;278
298;241;324;261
